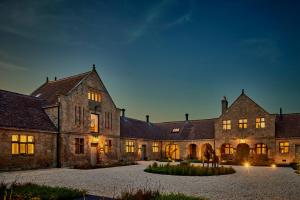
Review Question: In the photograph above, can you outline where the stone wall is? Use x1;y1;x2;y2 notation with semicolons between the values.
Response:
0;129;56;170
274;138;300;164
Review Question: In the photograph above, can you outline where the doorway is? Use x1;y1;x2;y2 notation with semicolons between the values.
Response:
236;143;250;163
188;144;197;159
91;146;97;166
141;145;147;160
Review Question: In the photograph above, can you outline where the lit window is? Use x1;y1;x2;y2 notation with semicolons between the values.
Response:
90;114;99;133
125;140;135;153
88;91;101;102
11;135;34;155
152;142;159;153
279;142;289;154
224;144;234;155
222;120;231;130
238;119;247;129
171;128;180;133
256;143;267;154
256;117;266;128
105;140;112;153
75;138;84;154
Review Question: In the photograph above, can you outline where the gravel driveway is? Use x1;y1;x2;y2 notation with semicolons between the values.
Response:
1;161;299;200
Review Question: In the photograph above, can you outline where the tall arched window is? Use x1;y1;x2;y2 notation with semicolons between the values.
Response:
224;144;234;155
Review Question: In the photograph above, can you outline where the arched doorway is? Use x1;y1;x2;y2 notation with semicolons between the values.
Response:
201;143;213;161
236;143;250;162
188;144;197;159
165;144;180;160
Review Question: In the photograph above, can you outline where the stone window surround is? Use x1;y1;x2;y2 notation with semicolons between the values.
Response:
11;134;35;156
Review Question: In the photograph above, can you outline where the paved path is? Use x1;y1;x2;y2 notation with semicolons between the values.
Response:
1;161;299;200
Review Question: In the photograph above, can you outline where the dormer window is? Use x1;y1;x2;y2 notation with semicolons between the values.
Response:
222;120;231;130
238;119;247;129
171;128;180;133
256;117;266;128
88;91;101;102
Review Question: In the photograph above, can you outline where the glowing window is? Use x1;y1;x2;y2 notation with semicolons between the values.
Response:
90;114;99;133
125;140;135;153
171;128;180;133
256;143;267;154
11;135;34;155
238;119;247;129
224;144;234;155
152;142;159;153
105;140;112;153
222;120;231;130
256;117;266;128
279;142;289;154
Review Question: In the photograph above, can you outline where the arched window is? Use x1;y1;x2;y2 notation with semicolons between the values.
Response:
255;143;267;155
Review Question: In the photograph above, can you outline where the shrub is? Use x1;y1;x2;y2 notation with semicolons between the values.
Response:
0;182;85;200
144;163;235;176
156;193;206;200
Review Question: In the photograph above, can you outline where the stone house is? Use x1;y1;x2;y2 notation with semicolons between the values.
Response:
0;67;300;170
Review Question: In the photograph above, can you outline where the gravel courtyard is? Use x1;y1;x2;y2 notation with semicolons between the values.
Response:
1;161;299;200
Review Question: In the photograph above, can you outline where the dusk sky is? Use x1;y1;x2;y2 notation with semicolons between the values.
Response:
0;0;299;122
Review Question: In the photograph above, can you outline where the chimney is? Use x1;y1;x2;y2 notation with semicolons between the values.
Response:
185;113;189;121
242;89;245;95
46;77;49;83
146;115;149;123
92;64;96;71
55;76;57;81
121;109;125;117
280;107;283;120
222;96;228;114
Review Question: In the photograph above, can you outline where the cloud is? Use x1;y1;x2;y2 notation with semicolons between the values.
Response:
165;12;191;29
0;61;28;72
240;38;281;64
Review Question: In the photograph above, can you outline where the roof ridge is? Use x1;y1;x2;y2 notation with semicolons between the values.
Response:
155;118;217;124
47;71;91;83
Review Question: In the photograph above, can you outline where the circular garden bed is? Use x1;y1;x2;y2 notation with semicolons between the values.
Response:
144;162;235;176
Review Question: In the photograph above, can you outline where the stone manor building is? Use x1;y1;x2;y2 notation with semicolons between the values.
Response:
0;67;299;170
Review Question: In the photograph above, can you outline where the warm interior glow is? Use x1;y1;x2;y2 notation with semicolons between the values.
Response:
240;139;246;143
171;128;180;133
90;114;99;133
222;120;231;130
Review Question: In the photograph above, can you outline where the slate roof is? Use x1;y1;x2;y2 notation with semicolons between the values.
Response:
120;117;215;140
275;114;300;138
0;90;57;132
31;71;90;106
120;117;165;140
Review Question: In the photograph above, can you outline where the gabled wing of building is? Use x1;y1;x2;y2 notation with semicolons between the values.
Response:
0;90;57;132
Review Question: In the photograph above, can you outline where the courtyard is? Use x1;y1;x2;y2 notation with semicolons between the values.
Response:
1;161;299;200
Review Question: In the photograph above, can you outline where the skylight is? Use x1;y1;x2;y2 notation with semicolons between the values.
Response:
171;128;180;133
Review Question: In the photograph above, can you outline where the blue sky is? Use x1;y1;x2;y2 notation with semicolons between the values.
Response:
0;0;299;122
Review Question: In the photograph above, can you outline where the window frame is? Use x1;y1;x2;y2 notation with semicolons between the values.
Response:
224;144;234;155
238;119;248;129
222;120;231;130
256;117;266;129
152;142;159;153
105;139;112;153
90;113;99;133
255;143;267;155
279;142;289;154
11;135;35;156
75;138;84;154
171;128;180;133
125;140;135;153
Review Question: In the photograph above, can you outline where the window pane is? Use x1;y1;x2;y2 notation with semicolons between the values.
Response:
28;144;34;154
20;135;27;142
28;136;34;143
88;92;91;100
12;135;18;142
90;114;99;132
20;144;26;154
12;143;19;154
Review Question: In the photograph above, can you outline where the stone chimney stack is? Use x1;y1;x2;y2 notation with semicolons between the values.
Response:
146;115;149;123
222;96;228;114
92;64;96;71
185;113;189;121
46;77;49;83
55;76;57;81
121;109;125;117
280;107;283;120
